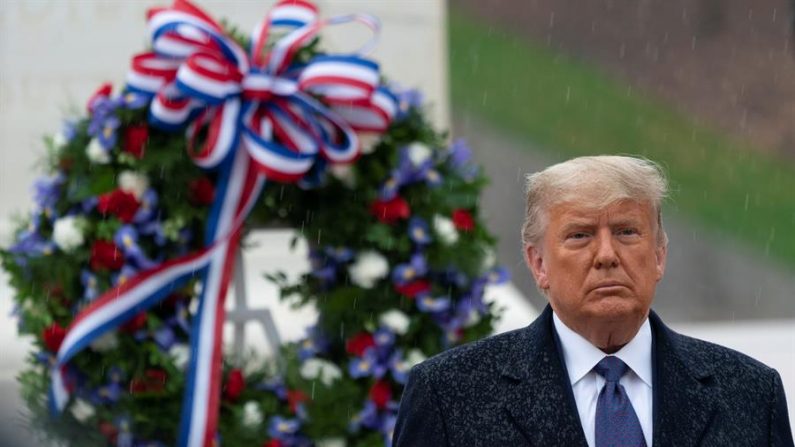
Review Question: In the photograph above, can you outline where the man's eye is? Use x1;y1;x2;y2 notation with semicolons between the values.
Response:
617;228;638;236
568;232;590;240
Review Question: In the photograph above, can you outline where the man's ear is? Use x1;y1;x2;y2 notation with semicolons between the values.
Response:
654;243;667;282
524;244;549;290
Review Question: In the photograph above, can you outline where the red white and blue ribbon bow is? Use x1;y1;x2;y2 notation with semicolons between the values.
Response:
50;1;397;446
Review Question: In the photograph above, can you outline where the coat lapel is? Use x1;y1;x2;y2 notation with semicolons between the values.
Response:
499;306;588;447
650;311;719;447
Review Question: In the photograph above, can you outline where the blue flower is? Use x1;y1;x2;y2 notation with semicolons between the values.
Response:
348;348;387;379
9;227;55;259
486;266;511;285
407;217;432;246
308;246;354;287
267;416;301;439
121;90;149;110
61;120;78;142
298;325;330;361
446;139;479;180
350;401;381;432
133;189;159;224
114;225;159;270
112;264;139;287
138;220;168;247
94;367;125;405
424;168;443;186
98;116;121;150
416;295;452;314
152;325;176;351
256;376;288;400
378;175;402;201
391;253;427;286
373;328;395;349
81;269;99;301
381;413;398;447
33;174;64;215
169;301;191;334
388;350;410;384
81;196;98;213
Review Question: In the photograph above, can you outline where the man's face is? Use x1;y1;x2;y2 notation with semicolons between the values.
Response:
525;199;667;339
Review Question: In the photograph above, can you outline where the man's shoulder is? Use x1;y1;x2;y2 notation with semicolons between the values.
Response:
661;322;777;382
411;325;532;383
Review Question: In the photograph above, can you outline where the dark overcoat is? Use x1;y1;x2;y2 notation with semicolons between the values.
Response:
393;305;793;446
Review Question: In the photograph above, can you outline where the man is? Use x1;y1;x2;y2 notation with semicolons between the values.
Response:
393;155;793;446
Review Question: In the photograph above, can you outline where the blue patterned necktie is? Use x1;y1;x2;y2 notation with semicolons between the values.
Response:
594;356;647;447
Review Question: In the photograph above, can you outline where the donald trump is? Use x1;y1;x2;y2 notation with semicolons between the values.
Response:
393;155;793;446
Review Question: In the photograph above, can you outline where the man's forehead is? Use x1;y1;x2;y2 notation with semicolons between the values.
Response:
548;199;654;221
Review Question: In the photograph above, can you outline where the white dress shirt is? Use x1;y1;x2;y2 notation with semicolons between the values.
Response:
553;312;653;447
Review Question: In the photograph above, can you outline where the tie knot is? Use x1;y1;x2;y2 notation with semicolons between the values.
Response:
594;356;629;382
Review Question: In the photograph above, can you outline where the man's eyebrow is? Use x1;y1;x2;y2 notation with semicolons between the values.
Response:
559;220;595;233
609;218;643;227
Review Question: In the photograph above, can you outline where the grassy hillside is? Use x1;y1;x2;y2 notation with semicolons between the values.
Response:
449;12;795;267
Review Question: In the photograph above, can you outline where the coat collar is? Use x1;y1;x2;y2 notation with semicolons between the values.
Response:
498;306;718;447
649;310;719;446
499;305;588;446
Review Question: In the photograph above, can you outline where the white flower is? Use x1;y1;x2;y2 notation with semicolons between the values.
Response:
86;138;110;164
328;164;356;188
464;308;482;327
0;221;16;250
481;247;496;270
379;309;410;335
70;398;95;423
300;358;342;386
89;332;119;352
169;344;191;371
358;133;381;154
52;131;68;148
242;401;264;426
316;438;347;447
118;171;149;200
348;250;389;288
433;215;459;245
407;142;432;166
405;349;426;368
52;216;85;252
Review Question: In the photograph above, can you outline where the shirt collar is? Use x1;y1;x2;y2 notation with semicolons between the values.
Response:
552;311;653;387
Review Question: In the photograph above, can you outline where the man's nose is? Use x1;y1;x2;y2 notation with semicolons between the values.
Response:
593;230;619;269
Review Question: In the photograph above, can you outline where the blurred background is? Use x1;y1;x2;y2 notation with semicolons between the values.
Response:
1;0;793;444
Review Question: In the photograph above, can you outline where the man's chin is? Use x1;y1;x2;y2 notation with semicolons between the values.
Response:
584;297;645;322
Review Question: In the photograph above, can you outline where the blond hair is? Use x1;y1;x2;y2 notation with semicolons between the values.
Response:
522;155;669;247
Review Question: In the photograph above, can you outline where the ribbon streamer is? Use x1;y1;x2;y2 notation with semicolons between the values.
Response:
51;1;397;446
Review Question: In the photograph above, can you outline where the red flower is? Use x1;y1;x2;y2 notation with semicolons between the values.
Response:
188;177;216;206
120;312;148;333
123;124;149;159
395;279;431;298
42;323;66;352
451;209;475;232
90;240;125;271
369;380;392;409
130;369;167;394
223;369;246;401
345;332;375;357
263;440;283;447
97;189;141;223
98;421;118;444
287;389;308;414
370;196;410;224
87;82;113;113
